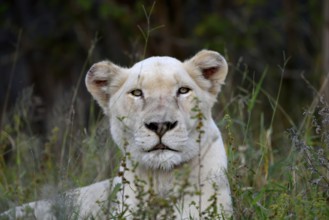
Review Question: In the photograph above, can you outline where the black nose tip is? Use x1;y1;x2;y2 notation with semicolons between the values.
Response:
145;121;178;137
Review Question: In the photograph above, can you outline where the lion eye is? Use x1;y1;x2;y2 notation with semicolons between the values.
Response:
177;87;191;95
130;89;143;97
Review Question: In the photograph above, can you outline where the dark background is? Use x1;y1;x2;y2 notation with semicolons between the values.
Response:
0;0;327;134
1;1;329;216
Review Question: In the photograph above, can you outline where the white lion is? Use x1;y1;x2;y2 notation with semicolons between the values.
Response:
2;50;232;219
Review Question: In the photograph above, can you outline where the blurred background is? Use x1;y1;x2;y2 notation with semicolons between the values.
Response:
0;0;326;132
1;0;329;216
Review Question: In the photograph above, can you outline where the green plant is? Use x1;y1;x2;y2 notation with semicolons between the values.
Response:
1;2;328;219
137;1;165;59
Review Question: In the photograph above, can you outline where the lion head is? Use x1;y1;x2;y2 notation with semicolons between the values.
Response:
85;50;228;171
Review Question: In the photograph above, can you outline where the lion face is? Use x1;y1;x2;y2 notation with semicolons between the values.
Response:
86;50;228;170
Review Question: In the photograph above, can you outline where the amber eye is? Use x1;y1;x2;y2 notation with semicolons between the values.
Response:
130;89;143;97
177;87;191;95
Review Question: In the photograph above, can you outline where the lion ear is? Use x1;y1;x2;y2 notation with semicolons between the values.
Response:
184;50;228;96
85;61;127;114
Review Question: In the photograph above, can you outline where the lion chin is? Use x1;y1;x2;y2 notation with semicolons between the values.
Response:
141;148;183;171
2;50;233;220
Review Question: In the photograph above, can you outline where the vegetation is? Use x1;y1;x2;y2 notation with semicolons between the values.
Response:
222;66;329;219
1;48;328;219
0;0;328;219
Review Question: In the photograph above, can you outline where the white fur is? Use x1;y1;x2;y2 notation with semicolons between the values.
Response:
2;50;232;219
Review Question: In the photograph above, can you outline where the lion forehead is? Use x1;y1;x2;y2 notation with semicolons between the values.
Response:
128;56;194;91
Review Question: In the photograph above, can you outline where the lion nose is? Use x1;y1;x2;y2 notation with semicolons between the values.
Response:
145;121;178;137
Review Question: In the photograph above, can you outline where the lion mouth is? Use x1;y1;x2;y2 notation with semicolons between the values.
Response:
147;143;178;152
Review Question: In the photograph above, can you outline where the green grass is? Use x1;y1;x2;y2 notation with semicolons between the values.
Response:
0;4;328;218
0;86;121;212
218;63;329;219
0;58;328;219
